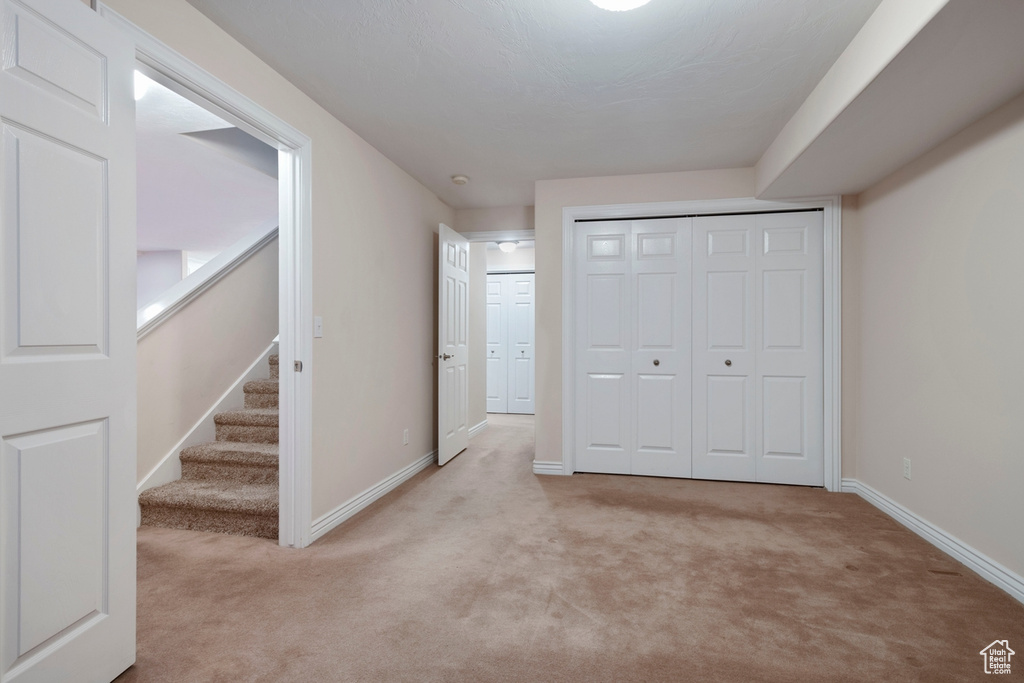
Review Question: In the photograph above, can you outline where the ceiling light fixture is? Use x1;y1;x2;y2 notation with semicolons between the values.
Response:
451;174;469;185
134;70;151;101
497;241;518;253
589;0;652;10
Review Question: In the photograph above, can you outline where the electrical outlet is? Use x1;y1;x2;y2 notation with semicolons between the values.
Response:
903;458;911;480
403;429;409;445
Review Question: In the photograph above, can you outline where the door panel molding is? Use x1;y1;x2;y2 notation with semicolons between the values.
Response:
560;197;841;491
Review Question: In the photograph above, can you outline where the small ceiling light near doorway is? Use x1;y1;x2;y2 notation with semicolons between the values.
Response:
134;70;152;100
451;174;469;185
590;0;652;10
497;241;518;253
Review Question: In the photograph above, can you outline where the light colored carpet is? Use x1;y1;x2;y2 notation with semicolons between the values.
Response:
118;413;1024;682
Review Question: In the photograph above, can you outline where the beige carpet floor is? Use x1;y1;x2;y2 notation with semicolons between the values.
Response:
117;414;1023;682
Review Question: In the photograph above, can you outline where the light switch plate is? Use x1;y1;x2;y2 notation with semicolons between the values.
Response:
314;316;323;338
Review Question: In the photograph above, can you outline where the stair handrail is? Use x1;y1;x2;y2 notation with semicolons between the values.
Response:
137;221;279;340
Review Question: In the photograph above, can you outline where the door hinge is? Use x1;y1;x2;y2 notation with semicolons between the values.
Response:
294;360;303;372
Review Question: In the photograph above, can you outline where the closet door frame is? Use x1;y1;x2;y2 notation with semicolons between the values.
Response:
559;196;842;492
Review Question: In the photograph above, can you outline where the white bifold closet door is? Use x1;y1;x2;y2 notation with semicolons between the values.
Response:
574;218;692;477
485;277;508;413
486;273;535;414
692;212;824;485
574;211;823;486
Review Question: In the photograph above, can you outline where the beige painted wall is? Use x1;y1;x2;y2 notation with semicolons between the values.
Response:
468;243;488;432
137;239;279;484
533;168;756;464
841;195;862;481
108;0;455;522
756;0;948;194
486;246;535;272
850;90;1024;576
454;205;534;234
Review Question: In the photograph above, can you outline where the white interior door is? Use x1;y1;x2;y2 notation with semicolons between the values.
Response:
692;212;824;485
692;215;757;482
506;273;534;415
485;275;507;414
0;1;137;681
437;224;469;465
631;220;691;477
575;219;691;476
755;212;824;486
575;222;632;474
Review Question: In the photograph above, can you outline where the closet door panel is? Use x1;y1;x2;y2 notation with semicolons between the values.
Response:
755;212;824;486
692;215;756;482
576;223;631;474
507;274;535;414
485;275;508;413
631;219;691;477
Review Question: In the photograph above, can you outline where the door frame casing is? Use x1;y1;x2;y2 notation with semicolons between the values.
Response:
560;196;842;491
97;4;314;547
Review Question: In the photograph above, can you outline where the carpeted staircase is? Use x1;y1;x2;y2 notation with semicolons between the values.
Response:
138;354;279;540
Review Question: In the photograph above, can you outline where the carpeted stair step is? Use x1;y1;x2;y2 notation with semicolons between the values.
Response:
269;354;279;380
138;479;278;539
180;441;279;485
215;408;278;444
244;378;279;409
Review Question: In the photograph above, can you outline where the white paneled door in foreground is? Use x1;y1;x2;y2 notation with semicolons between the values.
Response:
486;273;535;415
0;0;137;681
574;211;824;486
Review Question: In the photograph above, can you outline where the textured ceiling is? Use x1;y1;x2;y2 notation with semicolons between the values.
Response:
136;75;278;252
184;0;882;209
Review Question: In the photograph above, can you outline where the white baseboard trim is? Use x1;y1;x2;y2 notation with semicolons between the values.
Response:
469;419;488;439
311;450;437;543
136;341;279;523
842;478;1024;604
533;460;568;476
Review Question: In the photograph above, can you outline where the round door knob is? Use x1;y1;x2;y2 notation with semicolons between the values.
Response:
490;350;494;354
725;359;732;366
653;359;660;366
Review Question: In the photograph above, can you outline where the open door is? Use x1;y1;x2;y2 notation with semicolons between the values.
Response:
437;224;469;465
0;1;136;681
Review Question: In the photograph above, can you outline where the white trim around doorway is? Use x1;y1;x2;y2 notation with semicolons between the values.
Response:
98;4;315;547
559;196;842;492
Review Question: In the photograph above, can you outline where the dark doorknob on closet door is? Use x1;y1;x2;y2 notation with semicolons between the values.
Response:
653;359;660;366
725;359;732;366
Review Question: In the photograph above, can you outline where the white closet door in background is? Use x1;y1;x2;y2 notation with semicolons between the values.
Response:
506;274;535;414
485;277;508;413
